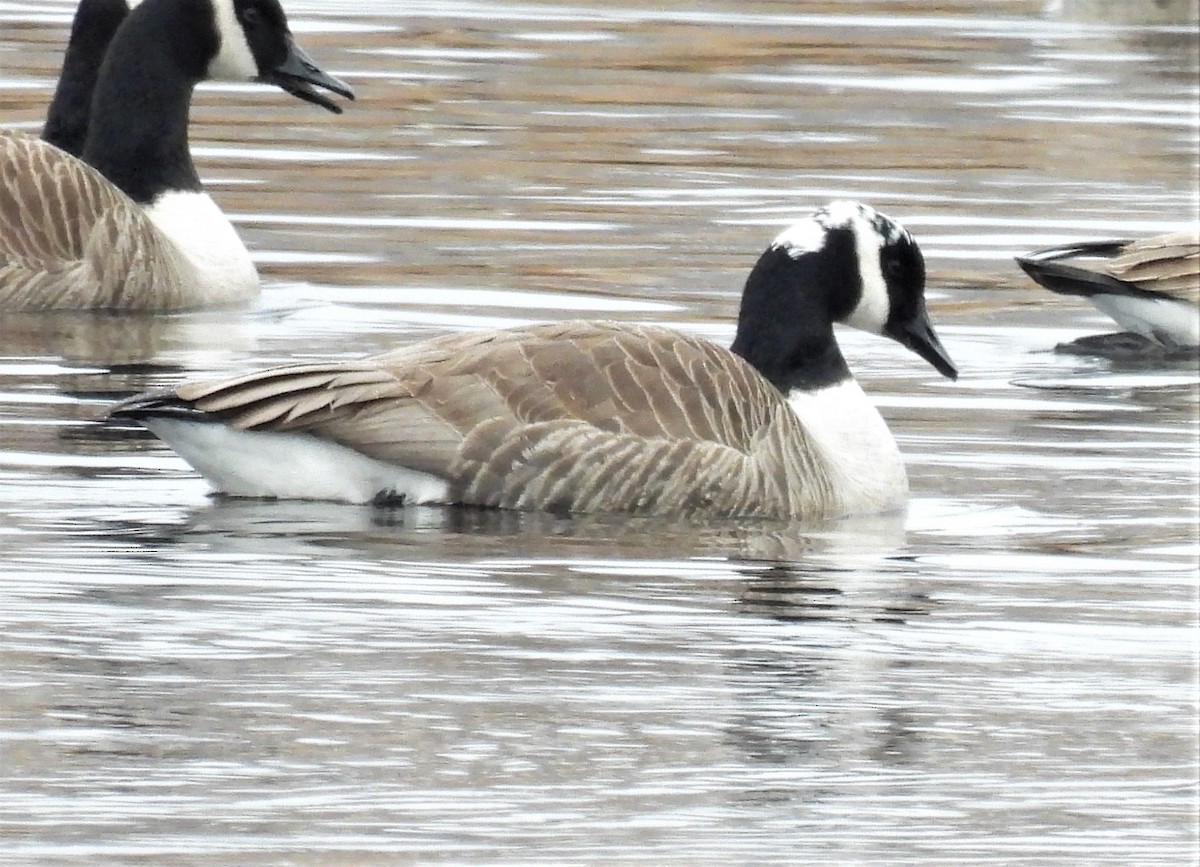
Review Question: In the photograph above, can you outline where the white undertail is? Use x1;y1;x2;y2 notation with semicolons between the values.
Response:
144;417;452;504
1092;293;1199;347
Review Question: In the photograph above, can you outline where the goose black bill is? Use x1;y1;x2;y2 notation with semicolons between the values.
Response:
264;38;354;113
887;311;958;380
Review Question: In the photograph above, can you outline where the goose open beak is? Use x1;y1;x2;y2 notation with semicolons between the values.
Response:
887;311;958;380
263;37;355;114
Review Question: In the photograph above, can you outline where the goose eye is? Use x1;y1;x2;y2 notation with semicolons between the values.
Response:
883;257;905;282
241;5;261;25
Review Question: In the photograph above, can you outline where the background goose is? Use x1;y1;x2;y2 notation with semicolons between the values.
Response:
110;201;958;520
1016;230;1199;350
0;0;353;312
42;0;138;157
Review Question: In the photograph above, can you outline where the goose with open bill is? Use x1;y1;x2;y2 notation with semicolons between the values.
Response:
0;0;354;312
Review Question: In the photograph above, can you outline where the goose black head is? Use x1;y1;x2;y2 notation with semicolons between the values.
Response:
769;201;958;381
209;0;354;112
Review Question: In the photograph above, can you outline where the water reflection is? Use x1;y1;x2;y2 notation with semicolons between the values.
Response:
1051;0;1200;25
53;493;909;566
0;312;246;368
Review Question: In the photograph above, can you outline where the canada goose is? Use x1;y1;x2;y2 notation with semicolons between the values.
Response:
110;202;958;520
42;0;137;157
1016;230;1199;350
1;0;353;312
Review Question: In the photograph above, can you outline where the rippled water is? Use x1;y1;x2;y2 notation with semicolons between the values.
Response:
1;0;1198;864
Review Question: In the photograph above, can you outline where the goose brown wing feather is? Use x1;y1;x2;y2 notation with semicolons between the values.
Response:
1107;231;1200;304
0;130;191;310
154;321;835;517
1018;231;1198;302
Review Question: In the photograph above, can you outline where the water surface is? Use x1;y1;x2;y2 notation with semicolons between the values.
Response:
0;0;1197;864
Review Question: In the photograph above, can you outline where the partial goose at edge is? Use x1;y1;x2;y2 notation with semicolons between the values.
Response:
1;0;354;312
1017;229;1199;355
110;201;958;521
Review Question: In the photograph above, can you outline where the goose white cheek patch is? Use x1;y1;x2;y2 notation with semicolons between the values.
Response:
207;0;258;80
842;214;889;334
772;202;904;336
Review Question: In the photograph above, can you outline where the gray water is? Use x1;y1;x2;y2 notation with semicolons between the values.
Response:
1;0;1198;864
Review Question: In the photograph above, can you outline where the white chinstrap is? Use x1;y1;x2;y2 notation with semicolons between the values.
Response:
773;201;897;336
842;211;890;335
207;0;258;80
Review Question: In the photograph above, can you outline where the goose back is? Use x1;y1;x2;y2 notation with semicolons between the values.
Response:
1017;230;1200;304
0;129;218;310
1105;231;1200;304
128;322;843;518
1017;229;1200;347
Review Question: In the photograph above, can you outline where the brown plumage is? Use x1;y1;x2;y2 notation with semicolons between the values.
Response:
2;0;353;311
111;202;958;519
1017;229;1199;347
1018;230;1198;303
0;130;200;311
162;322;838;517
1100;231;1200;305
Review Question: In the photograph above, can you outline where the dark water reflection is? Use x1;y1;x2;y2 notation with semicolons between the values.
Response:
1;0;1198;864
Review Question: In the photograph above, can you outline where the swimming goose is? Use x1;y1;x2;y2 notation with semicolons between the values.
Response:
110;202;958;520
1016;230;1199;349
42;0;138;157
1;0;353;312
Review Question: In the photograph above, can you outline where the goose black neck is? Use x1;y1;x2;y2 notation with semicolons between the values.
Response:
43;0;131;157
730;245;853;393
82;0;218;203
